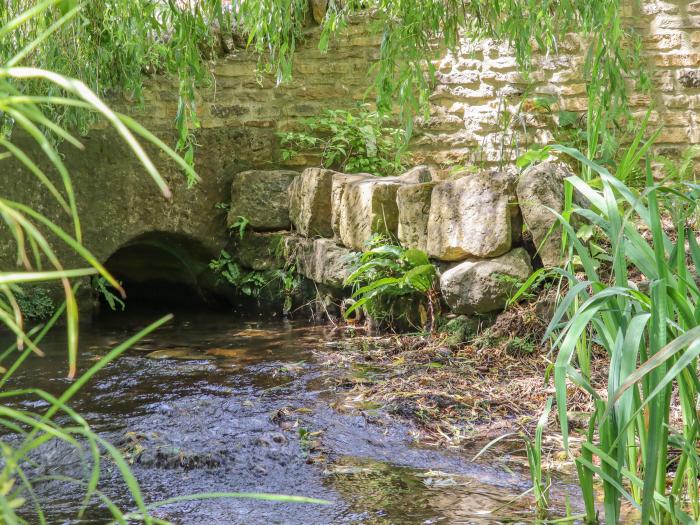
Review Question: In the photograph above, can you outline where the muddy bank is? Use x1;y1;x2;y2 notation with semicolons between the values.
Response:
317;304;609;454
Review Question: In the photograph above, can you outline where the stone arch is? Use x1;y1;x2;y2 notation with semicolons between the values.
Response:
100;231;224;312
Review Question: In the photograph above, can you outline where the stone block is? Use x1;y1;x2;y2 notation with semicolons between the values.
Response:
516;162;573;267
338;177;403;251
285;236;355;288
391;165;433;184
228;170;299;231
233;231;286;271
288;167;337;238
426;170;518;261
309;0;328;23
330;172;374;239
440;248;533;314
397;182;436;252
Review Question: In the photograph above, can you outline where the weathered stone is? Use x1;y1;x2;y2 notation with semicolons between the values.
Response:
285;236;355;288
233;231;286;271
309;0;328;23
288;168;336;238
338;178;403;251
330;172;374;239
392;165;433;184
228;170;299;231
397;182;436;252
427;170;519;261
439;248;533;314
516;161;573;267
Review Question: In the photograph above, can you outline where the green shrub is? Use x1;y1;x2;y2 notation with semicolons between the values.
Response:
343;236;438;330
278;105;408;177
14;286;55;321
92;276;126;311
209;249;269;297
209;250;300;313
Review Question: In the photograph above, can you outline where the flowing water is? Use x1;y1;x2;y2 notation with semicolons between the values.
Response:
7;312;583;524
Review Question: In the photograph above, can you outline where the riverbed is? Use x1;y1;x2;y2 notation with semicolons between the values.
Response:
8;312;582;524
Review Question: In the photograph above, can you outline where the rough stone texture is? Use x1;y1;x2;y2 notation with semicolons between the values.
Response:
6;3;699;277
0;128;235;273
440;247;533;314
233;231;286;271
427;170;519;261
330;172;374;240
516;161;573;267
285;236;355;288
309;0;328;24
397;182;436;252
338;178;403;251
228;170;298;231
106;8;700;178
391;165;433;184
288;167;337;238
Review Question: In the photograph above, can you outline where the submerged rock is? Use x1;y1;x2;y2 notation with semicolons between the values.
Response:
439;248;533;314
228;169;299;231
119;431;226;470
427;170;520;261
516;161;573;267
235;328;271;337
288;167;337;238
145;349;215;360
204;347;250;358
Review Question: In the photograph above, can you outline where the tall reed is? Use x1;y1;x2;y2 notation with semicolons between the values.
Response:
534;119;700;523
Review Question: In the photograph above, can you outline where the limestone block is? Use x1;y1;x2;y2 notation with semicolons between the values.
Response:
288;167;337;238
516;161;573;267
233;231;286;271
426;170;519;261
440;248;533;314
397;182;436;252
338;177;403;251
228;170;299;231
330;172;374;240
285;236;355;288
391;165;433;184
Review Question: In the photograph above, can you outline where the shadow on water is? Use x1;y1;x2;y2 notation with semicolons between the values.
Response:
6;293;586;524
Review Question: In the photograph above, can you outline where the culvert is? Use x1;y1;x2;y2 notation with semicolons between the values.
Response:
98;231;226;314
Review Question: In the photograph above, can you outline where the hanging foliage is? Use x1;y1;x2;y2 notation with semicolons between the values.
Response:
1;0;644;179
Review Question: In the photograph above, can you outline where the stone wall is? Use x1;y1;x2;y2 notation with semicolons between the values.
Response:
229;161;572;318
3;0;699;283
122;0;700;177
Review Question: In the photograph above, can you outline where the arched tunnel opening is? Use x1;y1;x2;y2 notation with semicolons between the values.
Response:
97;232;228;316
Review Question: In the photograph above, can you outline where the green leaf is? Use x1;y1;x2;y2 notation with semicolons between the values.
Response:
402;248;430;266
516;146;551;169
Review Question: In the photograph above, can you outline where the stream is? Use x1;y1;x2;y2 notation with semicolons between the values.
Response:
7;312;582;524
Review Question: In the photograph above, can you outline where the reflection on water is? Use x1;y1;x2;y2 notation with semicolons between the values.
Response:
5;312;582;524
